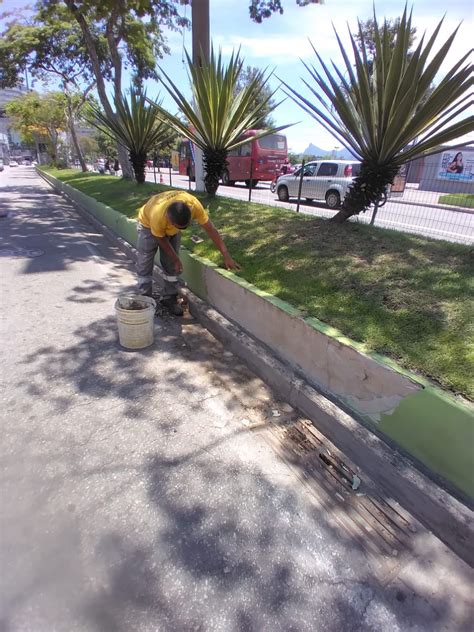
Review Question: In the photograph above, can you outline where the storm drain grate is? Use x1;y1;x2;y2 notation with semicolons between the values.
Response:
265;418;416;578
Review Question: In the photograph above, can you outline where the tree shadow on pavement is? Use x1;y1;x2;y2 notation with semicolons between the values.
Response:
7;311;472;632
0;186;109;273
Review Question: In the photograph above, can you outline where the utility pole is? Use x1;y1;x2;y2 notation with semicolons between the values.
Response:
192;0;210;66
191;0;209;192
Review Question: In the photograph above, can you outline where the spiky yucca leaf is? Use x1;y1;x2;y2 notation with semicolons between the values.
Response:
150;46;289;195
88;90;175;183
282;6;473;222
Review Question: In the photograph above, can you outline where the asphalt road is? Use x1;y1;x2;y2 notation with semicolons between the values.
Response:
1;167;473;631
145;171;473;245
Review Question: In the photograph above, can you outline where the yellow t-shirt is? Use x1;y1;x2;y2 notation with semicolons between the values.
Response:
137;190;209;238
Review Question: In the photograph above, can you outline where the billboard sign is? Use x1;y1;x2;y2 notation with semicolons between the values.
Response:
437;149;474;182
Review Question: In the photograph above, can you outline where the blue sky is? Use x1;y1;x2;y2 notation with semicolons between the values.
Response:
170;0;474;152
2;0;473;152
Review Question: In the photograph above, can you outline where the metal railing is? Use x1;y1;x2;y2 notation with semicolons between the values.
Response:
145;158;474;246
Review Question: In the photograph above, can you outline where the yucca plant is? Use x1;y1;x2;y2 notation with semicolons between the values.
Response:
88;90;175;184
151;47;288;196
283;6;473;222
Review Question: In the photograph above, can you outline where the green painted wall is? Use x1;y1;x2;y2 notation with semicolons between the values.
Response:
180;250;208;301
378;388;474;497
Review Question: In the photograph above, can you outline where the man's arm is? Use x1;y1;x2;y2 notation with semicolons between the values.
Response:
201;221;240;270
156;236;183;274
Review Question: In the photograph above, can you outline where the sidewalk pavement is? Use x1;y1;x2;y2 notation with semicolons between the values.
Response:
1;167;473;632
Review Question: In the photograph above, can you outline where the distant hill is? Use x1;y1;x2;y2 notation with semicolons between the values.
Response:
302;143;355;160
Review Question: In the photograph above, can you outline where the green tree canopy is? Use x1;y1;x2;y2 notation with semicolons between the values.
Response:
78;135;99;162
94;129;117;159
1;0;189;177
56;0;188;111
354;17;417;60
6;91;68;165
234;65;277;128
0;3;94;89
0;2;99;170
249;0;324;22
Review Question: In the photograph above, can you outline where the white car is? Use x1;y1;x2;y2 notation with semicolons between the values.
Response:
9;160;18;167
0;159;4;172
275;159;361;208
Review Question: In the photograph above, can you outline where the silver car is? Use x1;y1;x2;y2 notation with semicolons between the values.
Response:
275;159;361;208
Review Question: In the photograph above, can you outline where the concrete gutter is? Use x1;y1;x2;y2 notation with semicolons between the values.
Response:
37;168;474;564
183;291;474;567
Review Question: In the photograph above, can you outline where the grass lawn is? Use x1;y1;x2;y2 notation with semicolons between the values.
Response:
438;193;474;209
45;168;474;399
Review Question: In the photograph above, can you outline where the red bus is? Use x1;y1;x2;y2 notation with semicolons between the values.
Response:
178;130;288;187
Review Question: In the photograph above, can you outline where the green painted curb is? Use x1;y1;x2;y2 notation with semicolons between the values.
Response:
379;387;474;497
39;168;474;499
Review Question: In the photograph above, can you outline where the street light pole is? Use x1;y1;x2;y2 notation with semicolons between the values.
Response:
191;0;209;193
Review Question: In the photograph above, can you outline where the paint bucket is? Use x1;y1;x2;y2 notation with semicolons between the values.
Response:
114;294;156;349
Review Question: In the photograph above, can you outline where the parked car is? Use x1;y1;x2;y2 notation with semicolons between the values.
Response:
9;160;18;167
275;160;361;208
0;159;4;172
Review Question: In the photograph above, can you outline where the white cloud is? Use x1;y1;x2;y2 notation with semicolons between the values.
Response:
212;33;338;65
140;0;474;156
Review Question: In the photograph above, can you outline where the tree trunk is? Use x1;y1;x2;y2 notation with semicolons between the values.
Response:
65;0;134;179
65;1;114;118
67;100;88;172
330;207;357;223
329;161;399;223
46;126;59;167
203;148;227;197
107;13;134;180
129;151;147;184
33;134;41;163
117;144;133;179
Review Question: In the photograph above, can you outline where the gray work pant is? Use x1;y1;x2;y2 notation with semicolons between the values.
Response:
136;223;181;297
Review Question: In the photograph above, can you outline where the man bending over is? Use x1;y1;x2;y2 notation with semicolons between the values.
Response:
137;190;240;315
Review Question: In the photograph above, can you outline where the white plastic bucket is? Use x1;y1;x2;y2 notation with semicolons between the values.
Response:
114;295;156;349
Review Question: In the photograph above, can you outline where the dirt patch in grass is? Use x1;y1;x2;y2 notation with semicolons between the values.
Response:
44;168;474;399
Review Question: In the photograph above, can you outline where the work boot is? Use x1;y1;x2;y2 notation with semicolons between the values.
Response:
160;295;184;316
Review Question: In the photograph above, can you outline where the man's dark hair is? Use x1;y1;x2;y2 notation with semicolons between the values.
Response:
167;201;191;228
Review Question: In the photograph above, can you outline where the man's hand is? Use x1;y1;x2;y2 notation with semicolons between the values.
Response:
201;220;241;272
223;254;241;271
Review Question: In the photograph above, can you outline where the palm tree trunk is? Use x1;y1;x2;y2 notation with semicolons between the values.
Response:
129;151;147;184
330;162;398;223
203;148;228;197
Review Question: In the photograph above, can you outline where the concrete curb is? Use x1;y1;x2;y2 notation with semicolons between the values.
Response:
184;290;474;567
390;197;474;215
38;168;474;566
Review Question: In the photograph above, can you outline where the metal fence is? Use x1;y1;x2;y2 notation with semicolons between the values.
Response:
136;151;468;245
